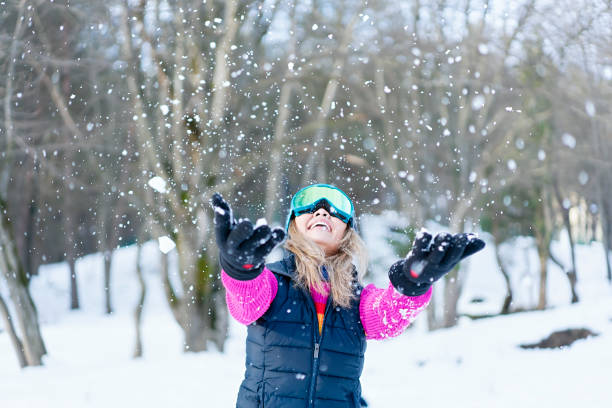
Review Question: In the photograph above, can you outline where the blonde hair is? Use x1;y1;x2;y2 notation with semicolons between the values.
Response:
285;220;368;308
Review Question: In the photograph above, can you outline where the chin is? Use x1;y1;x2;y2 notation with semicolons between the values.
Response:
314;239;333;248
307;231;330;241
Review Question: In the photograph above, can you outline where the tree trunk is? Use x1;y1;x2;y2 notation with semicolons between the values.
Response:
265;80;293;222
548;246;580;306
0;198;46;366
442;267;461;328
26;162;41;277
426;291;439;331
3;0;28;154
264;7;296;222
302;11;362;184
600;190;612;283
209;0;240;127
536;241;548;310
552;178;579;302
0;293;27;368
161;227;228;352
98;167;128;316
104;250;112;314
534;188;554;310
608;224;612;283
15;157;35;279
440;216;468;328
607;220;612;284
68;256;79;310
492;222;513;314
133;243;146;358
63;156;79;310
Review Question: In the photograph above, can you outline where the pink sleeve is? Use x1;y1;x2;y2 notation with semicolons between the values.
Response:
359;282;432;340
221;267;278;325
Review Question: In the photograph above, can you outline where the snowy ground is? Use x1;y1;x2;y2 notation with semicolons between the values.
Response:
1;221;611;407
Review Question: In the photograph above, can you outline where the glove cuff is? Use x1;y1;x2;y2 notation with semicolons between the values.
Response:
390;278;431;297
220;254;263;281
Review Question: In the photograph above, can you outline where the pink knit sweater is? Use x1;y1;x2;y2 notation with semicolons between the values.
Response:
221;267;432;340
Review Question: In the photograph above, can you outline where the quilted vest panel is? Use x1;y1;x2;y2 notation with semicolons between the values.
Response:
236;254;366;408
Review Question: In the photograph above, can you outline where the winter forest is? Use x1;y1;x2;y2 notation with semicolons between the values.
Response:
1;0;611;406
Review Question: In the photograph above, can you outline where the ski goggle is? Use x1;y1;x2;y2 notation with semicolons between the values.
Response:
286;184;355;230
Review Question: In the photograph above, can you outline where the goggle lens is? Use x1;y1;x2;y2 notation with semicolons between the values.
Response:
293;200;349;221
292;186;353;215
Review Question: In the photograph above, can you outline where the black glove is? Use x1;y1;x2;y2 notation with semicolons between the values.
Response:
389;231;485;296
211;193;285;280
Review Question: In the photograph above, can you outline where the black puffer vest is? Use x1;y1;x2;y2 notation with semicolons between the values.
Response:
235;254;367;408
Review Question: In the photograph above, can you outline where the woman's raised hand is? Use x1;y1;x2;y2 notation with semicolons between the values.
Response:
211;193;286;280
388;231;485;296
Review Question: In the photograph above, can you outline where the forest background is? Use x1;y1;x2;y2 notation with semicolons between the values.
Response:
1;0;611;372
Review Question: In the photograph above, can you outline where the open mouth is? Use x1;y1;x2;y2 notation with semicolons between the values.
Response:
309;221;331;232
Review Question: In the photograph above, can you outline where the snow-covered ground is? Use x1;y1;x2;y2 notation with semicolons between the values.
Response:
1;220;611;407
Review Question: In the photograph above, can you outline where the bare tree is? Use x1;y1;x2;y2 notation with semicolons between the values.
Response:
264;2;296;222
0;197;47;366
132;242;146;358
0;292;27;368
350;0;535;327
0;0;47;367
302;6;365;185
116;0;281;351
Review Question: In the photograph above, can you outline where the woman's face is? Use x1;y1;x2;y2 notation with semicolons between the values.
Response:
294;207;348;256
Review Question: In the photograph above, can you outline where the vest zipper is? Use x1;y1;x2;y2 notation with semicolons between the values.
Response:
307;294;333;408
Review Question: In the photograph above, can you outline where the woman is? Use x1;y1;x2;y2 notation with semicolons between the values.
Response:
212;184;484;408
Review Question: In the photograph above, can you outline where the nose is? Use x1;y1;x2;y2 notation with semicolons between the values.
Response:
313;208;330;218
